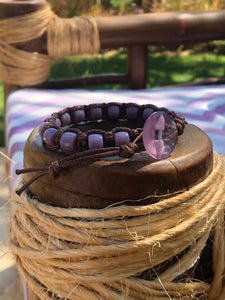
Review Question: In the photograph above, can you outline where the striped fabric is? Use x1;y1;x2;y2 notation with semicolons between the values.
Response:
6;85;225;189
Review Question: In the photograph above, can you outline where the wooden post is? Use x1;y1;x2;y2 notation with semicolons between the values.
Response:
0;1;46;297
127;45;147;89
0;0;48;103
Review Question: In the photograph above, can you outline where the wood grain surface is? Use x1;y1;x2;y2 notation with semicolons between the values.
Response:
24;124;213;208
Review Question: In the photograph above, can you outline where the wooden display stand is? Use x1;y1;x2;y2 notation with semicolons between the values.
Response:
24;124;213;209
21;121;214;300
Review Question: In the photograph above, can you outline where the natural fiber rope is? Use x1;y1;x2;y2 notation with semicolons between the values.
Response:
10;153;225;300
0;4;100;86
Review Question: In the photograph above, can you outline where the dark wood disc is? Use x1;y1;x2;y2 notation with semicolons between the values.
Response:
23;123;213;208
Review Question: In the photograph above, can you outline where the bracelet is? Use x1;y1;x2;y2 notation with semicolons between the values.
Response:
16;103;186;196
39;103;185;159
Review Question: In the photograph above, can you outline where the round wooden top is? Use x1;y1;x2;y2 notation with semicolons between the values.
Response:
23;123;213;208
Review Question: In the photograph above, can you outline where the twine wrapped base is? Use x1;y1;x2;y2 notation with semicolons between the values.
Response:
10;153;225;300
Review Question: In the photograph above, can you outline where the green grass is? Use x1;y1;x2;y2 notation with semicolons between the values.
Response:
148;53;225;86
1;52;225;146
50;52;225;88
49;52;128;90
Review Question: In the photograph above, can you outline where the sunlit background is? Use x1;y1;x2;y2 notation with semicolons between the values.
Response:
1;0;225;146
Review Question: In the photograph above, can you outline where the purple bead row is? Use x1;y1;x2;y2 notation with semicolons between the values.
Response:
40;126;133;153
39;104;159;153
44;104;157;128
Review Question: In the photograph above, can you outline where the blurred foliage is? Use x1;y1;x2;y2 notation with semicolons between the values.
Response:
149;0;225;12
139;0;225;12
47;0;95;17
110;0;133;12
47;0;225;17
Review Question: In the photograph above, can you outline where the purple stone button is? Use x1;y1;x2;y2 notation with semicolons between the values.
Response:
143;108;154;120
43;128;58;147
108;106;120;119
39;122;48;137
126;106;138;120
88;134;104;150
114;131;130;146
72;109;85;123
60;132;77;153
61;112;71;126
143;111;178;160
89;107;102;120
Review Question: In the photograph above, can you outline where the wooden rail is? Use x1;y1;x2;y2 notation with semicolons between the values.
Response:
1;0;225;94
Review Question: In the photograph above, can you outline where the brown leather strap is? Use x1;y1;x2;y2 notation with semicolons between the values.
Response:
16;137;142;196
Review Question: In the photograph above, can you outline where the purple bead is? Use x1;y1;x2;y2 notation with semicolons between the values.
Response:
39;122;48;137
114;131;130;146
143;111;178;160
43;128;58;147
88;134;104;150
89;107;102;120
143;108;154;120
60;132;77;153
108;106;120;119
54;118;61;127
72;110;85;123
126;106;138;120
61;112;71;126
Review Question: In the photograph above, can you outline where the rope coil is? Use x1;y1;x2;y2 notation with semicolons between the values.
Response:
0;4;100;86
10;153;225;299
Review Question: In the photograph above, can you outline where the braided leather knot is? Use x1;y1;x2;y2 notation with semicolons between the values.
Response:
174;115;186;136
48;161;61;178
119;143;139;158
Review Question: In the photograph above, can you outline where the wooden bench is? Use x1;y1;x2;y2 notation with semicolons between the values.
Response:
1;0;225;99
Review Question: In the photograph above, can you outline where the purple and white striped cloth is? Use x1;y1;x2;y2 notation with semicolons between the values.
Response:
6;85;225;189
